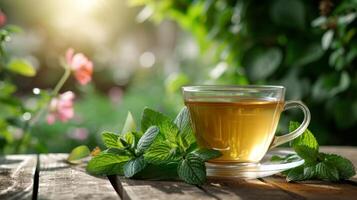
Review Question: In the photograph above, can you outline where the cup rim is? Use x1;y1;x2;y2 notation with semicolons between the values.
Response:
182;85;285;92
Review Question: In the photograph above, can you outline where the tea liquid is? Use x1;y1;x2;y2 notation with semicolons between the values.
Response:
185;99;284;163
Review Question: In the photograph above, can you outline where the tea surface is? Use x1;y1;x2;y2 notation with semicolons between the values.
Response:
185;99;284;163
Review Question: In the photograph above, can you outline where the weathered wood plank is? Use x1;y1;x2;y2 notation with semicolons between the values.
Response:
116;177;216;200
263;176;357;200
261;146;357;200
38;153;119;200
0;154;37;200
202;178;300;200
116;174;298;200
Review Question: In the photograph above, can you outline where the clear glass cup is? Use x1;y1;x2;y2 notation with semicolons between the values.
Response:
182;85;310;175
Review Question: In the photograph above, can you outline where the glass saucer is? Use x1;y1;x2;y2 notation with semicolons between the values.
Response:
206;149;304;179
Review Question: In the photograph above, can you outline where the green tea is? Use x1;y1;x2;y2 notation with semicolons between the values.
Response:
185;99;284;163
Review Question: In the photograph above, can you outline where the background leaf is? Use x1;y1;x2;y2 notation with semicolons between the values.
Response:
67;145;90;164
322;30;334;50
245;48;282;81
7;58;36;77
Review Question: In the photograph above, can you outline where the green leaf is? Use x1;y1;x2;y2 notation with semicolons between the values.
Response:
7;59;36;77
286;166;307;182
191;148;222;161
178;153;206;185
245;48;282;81
165;73;189;93
174;107;196;149
323;153;356;179
271;154;300;163
312;72;351;100
134;163;179;180
102;132;123;149
86;153;131;175
271;155;286;162
316;162;339;181
294;145;318;164
141;108;179;143
124;132;136;148
67;145;90;164
270;0;305;30
3;25;23;33
123;156;147;178
144;141;180;164
322;30;334;50
290;121;319;152
136;126;159;155
122;112;136;134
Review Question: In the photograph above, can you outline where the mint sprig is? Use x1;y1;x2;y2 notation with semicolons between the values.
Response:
86;108;221;185
275;121;356;182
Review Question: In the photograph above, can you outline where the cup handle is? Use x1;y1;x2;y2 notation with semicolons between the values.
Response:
269;100;311;149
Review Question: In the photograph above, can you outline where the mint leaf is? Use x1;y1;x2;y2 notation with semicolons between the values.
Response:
141;108;179;143
135;163;179;180
191;148;222;161
144;141;181;164
303;165;316;179
286;166;307;182
67;145;90;164
174;107;196;149
123;156;147;178
132;131;144;142
289;121;319;151
122;111;136;134
178;153;206;185
87;153;131;175
105;148;131;156
323;153;356;179
286;165;315;182
316;162;339;181
271;154;300;163
124;132;136;148
102;132;123;149
136;126;159;155
294;145;318;164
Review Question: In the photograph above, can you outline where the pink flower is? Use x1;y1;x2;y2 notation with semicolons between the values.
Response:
0;10;6;27
66;48;93;85
47;91;75;124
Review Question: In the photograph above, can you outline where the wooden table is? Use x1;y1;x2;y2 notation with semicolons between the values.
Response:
1;146;356;200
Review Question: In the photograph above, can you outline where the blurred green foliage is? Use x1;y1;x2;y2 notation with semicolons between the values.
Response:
132;0;357;145
0;24;42;153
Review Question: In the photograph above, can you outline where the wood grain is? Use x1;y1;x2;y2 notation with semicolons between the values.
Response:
0;154;37;200
202;178;301;200
116;177;215;200
38;153;119;200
